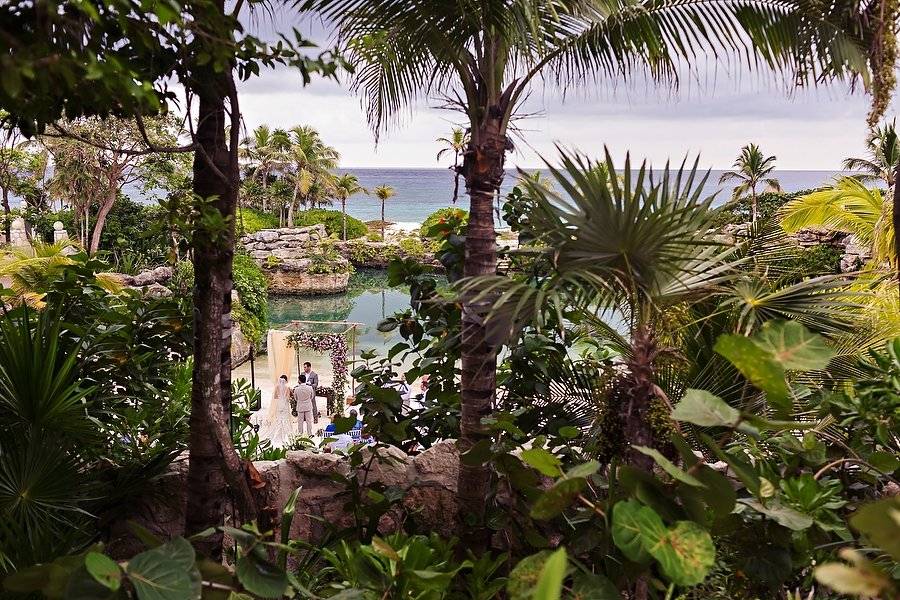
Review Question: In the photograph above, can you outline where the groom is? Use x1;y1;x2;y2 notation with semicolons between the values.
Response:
293;374;317;436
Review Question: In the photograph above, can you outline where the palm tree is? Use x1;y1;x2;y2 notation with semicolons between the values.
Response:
719;144;782;224
843;119;900;188
240;125;291;213
780;176;894;269
334;173;366;240
302;0;868;535
373;184;395;241
285;125;339;225
436;127;468;203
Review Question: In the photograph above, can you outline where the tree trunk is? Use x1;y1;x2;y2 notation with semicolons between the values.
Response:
894;157;900;297
751;189;758;224
288;181;298;227
342;198;347;241
452;153;460;204
2;187;10;244
185;15;260;559
381;200;385;240
88;190;117;255
621;324;659;473
456;118;505;549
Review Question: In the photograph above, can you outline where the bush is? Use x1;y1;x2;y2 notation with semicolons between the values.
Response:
294;209;368;239
795;244;843;278
398;236;426;258
237;208;279;234
170;259;194;297
422;207;468;234
232;253;269;345
307;242;354;275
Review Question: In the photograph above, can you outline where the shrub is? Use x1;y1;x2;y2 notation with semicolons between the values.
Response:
232;253;269;345
237;208;278;234
398;236;426;258
307;243;354;275
795;244;843;278
422;207;469;234
294;209;367;239
169;259;194;297
346;240;380;264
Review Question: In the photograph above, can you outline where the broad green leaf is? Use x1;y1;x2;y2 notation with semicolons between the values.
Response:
558;426;580;439
672;390;740;428
849;498;900;561
571;572;620;599
752;320;835;371
531;477;586;520
611;500;658;564
632;446;705;487
64;566;120;600
126;538;199;600
867;451;900;475
699;434;760;495
566;461;600;480
694;466;737;518
3;553;85;598
371;537;401;561
460;439;493;466
507;551;555;600
85;552;121;591
714;334;790;413
533;547;567;600
521;448;562;477
235;554;288;599
738;499;814;531
644;521;716;587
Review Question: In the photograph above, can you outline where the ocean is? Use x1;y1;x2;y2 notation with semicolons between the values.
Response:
335;168;851;224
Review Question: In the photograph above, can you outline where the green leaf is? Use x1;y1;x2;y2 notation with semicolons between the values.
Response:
126;538;200;600
646;521;715;586
699;433;760;495
815;550;893;597
867;451;900;475
738;499;814;531
672;390;740;428
521;448;562;477
571;572;620;599
460;438;493;466
694;466;737;518
850;498;900;561
714;334;790;413
558;426;580;439
632;446;705;487
85;552;121;591
533;547;567;600
507;551;554;600
566;461;600;480
235;554;288;599
752;320;835;370
531;477;586;520
611;500;657;564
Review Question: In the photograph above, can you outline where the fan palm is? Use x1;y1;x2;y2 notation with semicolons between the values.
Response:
843;119;900;188
436;127;468;203
780;176;893;269
372;184;395;240
719;144;782;224
300;0;867;529
334;173;366;240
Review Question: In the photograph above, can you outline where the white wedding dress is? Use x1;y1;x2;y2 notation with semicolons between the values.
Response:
259;381;296;447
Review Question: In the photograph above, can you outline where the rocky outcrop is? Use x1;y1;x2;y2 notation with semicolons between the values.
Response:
105;441;460;557
110;266;174;297
239;225;353;295
335;240;441;269
719;224;869;273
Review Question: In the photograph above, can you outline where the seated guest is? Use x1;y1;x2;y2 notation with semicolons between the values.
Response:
324;410;372;451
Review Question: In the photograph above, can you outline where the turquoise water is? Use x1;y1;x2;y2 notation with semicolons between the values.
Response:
267;270;417;356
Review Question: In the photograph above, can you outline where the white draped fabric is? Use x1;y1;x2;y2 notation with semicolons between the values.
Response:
260;330;297;443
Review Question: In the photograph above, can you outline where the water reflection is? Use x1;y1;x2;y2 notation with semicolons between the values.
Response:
267;269;418;357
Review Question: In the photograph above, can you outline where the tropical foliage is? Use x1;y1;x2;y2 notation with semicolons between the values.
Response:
719;143;782;224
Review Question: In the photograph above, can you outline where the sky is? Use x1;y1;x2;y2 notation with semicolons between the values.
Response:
235;13;896;171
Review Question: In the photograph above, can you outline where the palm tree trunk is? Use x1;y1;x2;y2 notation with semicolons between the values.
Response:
288;181;299;226
342;198;347;241
457;119;504;549
621;324;659;473
185;27;260;559
893;157;900;297
452;153;460;204
2;187;10;244
751;188;758;224
88;189;117;255
381;200;385;240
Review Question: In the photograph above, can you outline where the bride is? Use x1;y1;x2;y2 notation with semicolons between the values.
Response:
259;374;295;446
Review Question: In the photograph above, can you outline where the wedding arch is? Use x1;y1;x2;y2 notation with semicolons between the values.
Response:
285;320;360;399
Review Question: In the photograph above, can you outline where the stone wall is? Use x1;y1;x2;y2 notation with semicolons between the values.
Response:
105;441;460;558
720;224;869;272
240;225;352;295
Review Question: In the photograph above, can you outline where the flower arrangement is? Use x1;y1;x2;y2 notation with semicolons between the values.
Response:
287;331;349;399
